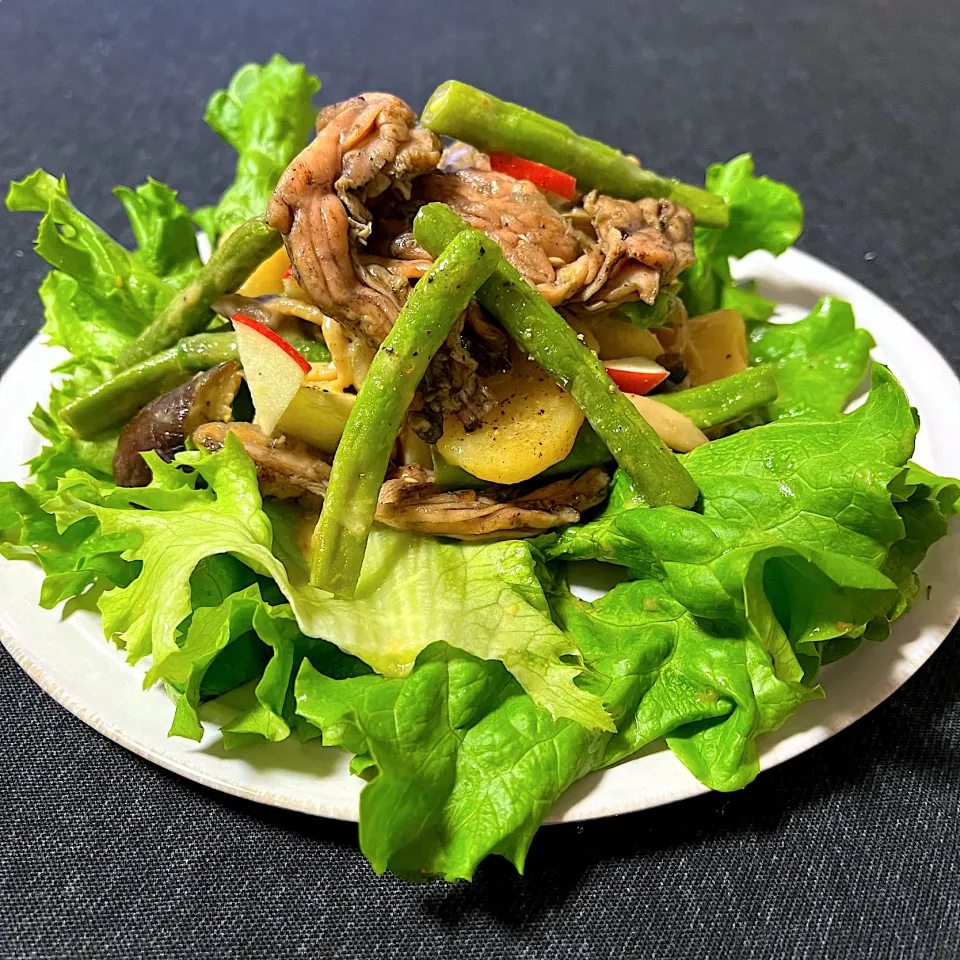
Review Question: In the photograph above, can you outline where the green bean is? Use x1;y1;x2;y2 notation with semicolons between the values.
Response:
284;336;331;364
117;217;281;368
654;366;779;428
61;333;239;438
177;332;239;371
421;81;728;228
413;203;699;509
310;228;502;597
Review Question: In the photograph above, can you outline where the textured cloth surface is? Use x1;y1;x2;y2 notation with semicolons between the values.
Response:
0;1;958;957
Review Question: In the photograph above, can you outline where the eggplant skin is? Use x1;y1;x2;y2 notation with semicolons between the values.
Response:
112;362;241;487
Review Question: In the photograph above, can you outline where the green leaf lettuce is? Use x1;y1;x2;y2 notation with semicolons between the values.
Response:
749;296;875;420
681;154;803;321
195;54;320;241
6;168;204;489
36;436;612;732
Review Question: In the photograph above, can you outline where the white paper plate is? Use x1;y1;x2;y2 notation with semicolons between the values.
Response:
1;247;959;824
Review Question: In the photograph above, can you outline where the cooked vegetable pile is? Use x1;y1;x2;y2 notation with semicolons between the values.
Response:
1;56;957;882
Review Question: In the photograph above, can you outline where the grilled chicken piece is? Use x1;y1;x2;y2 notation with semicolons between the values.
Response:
375;467;610;541
267;93;441;346
113;362;241;487
437;141;493;172
193;421;332;500
409;171;694;312
576;193;695;309
412;169;582;287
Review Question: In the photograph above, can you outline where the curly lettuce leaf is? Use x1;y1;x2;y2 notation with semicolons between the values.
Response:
551;579;817;787
294;572;817;882
196;55;320;241
7;170;177;354
0;478;137;608
296;642;602;882
156;582;369;745
25;403;116;491
705;155;805;260
681;154;803;321
37;436;611;732
866;463;960;640
113;179;202;286
265;502;612;731
749;296;875;420
549;367;920;676
7;169;204;488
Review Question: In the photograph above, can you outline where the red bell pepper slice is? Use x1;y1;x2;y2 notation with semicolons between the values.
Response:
489;153;577;200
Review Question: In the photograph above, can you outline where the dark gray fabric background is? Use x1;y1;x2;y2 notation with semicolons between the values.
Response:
1;1;958;957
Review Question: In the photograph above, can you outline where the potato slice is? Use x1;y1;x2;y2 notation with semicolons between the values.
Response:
569;315;663;362
237;246;292;297
683;309;748;385
436;352;584;484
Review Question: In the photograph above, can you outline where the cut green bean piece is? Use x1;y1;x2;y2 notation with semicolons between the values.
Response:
421;81;728;228
117;217;281;368
413;203;698;509
291;338;332;364
310;228;502;598
654;365;779;429
62;333;239;438
177;332;240;371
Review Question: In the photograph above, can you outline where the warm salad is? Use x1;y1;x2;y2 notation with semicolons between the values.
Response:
2;56;957;882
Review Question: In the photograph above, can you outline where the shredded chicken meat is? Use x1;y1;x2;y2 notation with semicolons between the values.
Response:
265;90;696;455
412;169;582;287
376;466;610;540
193;421;332;500
268;94;504;435
404;170;694;310
267;93;441;346
574;193;695;309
